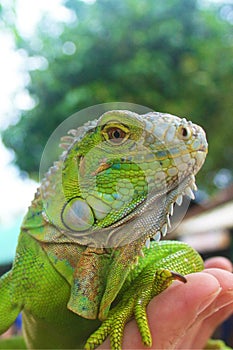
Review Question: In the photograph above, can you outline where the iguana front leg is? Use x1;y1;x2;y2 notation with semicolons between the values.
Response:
85;240;204;350
0;268;26;349
85;269;185;349
0;272;23;335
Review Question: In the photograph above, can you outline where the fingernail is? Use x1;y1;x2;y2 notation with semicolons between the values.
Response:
197;288;222;315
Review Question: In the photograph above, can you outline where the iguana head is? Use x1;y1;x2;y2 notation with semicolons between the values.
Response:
58;110;207;244
38;109;208;319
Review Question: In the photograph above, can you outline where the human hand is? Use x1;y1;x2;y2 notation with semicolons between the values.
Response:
98;257;233;349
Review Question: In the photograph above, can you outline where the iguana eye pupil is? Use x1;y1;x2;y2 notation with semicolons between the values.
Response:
113;129;121;138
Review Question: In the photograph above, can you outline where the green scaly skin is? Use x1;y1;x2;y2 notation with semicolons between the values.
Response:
0;110;209;349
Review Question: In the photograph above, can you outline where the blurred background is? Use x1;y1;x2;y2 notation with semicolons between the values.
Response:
0;0;232;345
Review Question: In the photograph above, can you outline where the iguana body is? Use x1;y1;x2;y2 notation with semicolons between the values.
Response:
0;110;208;349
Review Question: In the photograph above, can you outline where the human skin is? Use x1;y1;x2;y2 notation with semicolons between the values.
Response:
98;257;233;349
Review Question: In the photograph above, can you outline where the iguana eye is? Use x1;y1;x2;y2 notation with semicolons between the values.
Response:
102;123;129;144
108;127;126;142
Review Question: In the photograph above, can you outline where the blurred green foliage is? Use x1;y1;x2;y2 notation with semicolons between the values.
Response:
2;0;233;192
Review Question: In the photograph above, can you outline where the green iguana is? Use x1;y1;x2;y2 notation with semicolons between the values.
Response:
0;110;209;349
